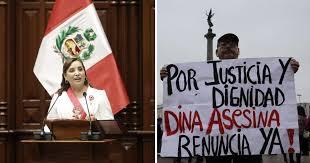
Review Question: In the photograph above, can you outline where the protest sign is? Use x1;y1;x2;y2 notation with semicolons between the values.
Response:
161;57;299;157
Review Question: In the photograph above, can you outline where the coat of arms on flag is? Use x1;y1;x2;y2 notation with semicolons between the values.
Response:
54;26;97;62
33;0;129;114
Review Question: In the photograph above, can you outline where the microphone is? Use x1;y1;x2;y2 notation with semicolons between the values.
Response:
33;92;62;140
80;92;101;140
83;92;92;132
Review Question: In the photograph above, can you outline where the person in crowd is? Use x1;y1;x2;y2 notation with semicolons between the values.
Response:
47;58;114;120
305;114;310;155
298;106;309;157
158;117;163;154
306;114;310;132
160;33;300;163
288;106;308;163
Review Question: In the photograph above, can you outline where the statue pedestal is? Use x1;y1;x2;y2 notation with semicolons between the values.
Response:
204;28;216;61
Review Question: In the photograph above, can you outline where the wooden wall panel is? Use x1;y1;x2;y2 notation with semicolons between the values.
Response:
0;1;8;131
20;9;41;96
115;1;141;130
126;2;141;130
94;1;142;130
0;142;7;163
16;4;45;129
142;0;155;130
0;104;7;130
94;3;116;51
143;137;155;163
141;1;155;161
0;2;7;100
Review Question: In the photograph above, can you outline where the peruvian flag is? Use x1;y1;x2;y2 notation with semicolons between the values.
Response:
33;0;129;114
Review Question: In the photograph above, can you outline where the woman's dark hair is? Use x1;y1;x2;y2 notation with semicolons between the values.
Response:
56;58;89;94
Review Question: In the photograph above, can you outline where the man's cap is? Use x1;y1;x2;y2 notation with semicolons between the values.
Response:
217;33;239;45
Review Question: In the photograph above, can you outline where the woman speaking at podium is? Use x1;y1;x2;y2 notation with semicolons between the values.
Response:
46;58;114;120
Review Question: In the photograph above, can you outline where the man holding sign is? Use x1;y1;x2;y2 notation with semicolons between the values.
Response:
160;33;300;163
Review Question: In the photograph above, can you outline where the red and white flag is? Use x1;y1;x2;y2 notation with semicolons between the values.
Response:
33;0;129;114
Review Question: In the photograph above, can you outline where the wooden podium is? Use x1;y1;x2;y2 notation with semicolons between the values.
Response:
20;120;128;163
48;119;97;140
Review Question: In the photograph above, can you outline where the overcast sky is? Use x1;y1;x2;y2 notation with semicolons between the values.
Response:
157;0;310;105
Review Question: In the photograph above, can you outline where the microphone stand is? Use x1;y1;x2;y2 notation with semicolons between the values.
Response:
80;92;101;140
33;93;61;140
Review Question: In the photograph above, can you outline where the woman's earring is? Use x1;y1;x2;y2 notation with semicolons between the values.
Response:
65;80;69;84
84;78;88;84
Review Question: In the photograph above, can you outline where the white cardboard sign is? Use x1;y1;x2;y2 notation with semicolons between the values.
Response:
161;57;299;157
